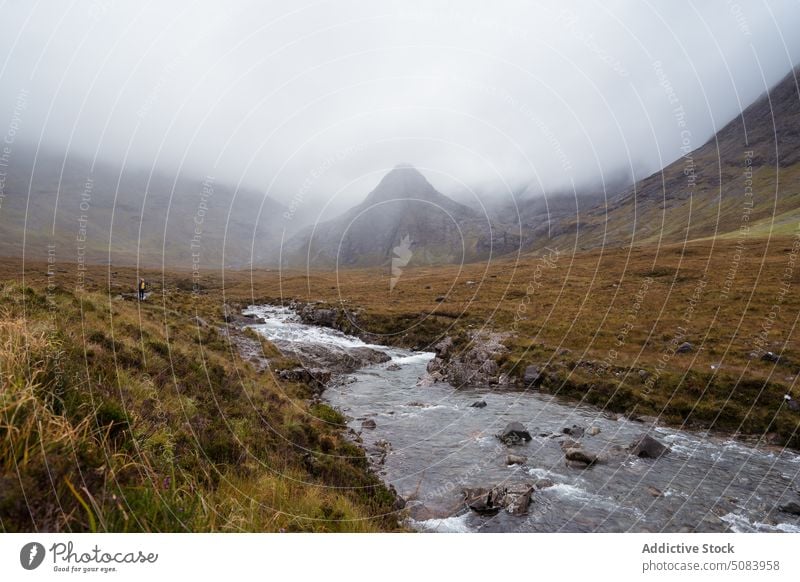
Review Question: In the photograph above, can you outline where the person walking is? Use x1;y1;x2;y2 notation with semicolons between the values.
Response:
138;278;146;301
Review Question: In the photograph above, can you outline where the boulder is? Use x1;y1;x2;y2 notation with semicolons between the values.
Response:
779;501;800;515
507;454;528;465
628;434;670;459
646;486;664;498
498;422;532;445
559;438;581;451
501;484;534;516
761;351;781;363
470;400;488;408
535;478;555;490
361;418;377;430
587;426;602;436
563;424;585;438
386;363;401;371
278;367;332;387
523;365;544;387
564;448;599;466
463;484;533;516
676;342;695;354
463;488;500;515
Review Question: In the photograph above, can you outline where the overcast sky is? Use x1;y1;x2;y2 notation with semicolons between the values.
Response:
1;0;799;219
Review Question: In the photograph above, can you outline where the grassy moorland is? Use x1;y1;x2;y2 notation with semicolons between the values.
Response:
0;263;400;532
2;232;799;533
234;236;800;449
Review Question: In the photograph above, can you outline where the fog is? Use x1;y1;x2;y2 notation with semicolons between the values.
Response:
1;0;799;220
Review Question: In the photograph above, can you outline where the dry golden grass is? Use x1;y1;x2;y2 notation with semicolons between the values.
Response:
0;277;399;532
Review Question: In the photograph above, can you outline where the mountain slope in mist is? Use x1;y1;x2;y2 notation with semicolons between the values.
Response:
0;150;287;269
282;165;520;268
508;66;800;253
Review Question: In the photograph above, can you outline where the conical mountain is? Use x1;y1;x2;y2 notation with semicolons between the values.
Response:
284;165;519;267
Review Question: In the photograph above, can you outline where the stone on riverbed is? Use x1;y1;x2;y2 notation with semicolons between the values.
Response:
470;400;487;408
507;454;527;465
498;422;532;445
628;434;670;459
564;447;600;466
463;484;534;516
778;501;800;516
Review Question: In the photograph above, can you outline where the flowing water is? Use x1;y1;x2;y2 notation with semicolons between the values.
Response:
246;305;800;533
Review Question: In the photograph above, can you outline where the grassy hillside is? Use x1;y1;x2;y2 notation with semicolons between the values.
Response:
0;268;400;532
507;67;800;253
0;149;288;268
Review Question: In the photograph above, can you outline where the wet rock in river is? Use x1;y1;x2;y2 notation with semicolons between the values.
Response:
587;426;601;436
386;363;401;371
563;424;585;437
564;448;600;466
628;434;670;459
535;478;555;490
361;418;377;430
507;454;527;465
778;501;800;516
560;438;581;451
470;400;487;408
498;422;532;445
463;484;534;516
502;484;534;516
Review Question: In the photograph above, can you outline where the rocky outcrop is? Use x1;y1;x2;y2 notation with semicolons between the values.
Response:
278;367;331;388
423;332;511;387
274;341;391;375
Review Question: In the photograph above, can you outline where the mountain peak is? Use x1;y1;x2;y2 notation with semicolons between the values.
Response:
363;164;435;204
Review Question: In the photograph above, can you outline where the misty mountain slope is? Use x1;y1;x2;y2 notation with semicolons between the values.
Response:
283;165;520;267
0;149;288;268
513;66;800;253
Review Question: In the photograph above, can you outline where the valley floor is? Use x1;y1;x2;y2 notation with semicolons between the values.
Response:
2;234;799;532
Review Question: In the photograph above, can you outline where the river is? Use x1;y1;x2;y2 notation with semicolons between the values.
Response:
245;305;800;533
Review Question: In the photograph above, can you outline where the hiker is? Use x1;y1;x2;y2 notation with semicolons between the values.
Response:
138;278;146;301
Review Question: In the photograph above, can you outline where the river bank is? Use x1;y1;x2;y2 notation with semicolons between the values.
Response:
244;304;800;533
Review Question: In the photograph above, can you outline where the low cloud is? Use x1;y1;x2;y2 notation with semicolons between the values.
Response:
1;0;799;221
